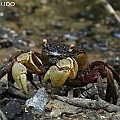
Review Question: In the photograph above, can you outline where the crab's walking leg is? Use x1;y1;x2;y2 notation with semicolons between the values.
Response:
65;69;106;100
105;68;118;104
81;69;105;100
107;64;120;86
96;74;105;100
0;62;14;79
90;61;120;86
26;73;39;89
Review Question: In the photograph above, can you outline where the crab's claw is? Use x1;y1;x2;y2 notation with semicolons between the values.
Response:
44;57;78;87
17;51;44;74
44;65;70;87
12;62;28;94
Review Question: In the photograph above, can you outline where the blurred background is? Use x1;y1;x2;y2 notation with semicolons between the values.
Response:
0;0;120;73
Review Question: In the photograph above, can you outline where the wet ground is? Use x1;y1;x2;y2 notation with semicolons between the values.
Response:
0;0;120;119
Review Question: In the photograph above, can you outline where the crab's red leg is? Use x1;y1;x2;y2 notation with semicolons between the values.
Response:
96;75;105;100
34;52;42;60
90;61;120;86
0;61;14;79
65;69;105;100
65;70;99;87
26;73;39;89
8;69;14;83
105;68;118;104
107;64;120;86
81;69;105;100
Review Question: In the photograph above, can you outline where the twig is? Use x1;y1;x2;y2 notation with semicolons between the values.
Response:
52;94;120;113
100;0;120;24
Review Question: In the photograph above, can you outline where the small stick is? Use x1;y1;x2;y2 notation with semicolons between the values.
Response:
52;94;120;113
100;0;120;24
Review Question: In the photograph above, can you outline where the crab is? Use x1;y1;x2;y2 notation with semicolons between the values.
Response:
0;50;45;98
0;39;120;104
42;39;120;104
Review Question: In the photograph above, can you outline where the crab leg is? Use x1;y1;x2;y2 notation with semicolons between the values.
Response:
0;61;14;79
107;64;120;86
90;61;120;86
81;69;105;100
26;73;39;89
65;69;105;100
105;68;118;104
96;74;105;100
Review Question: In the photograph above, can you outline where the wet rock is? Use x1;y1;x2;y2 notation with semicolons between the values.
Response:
111;110;120;120
46;99;78;118
53;22;65;29
94;38;108;51
8;86;30;100
81;109;114;120
0;82;7;96
73;12;95;20
79;25;95;37
0;26;32;49
5;8;20;21
25;29;34;35
0;12;6;21
104;16;116;25
63;33;78;41
40;0;49;5
112;28;120;39
1;100;22;120
26;87;48;116
15;108;34;120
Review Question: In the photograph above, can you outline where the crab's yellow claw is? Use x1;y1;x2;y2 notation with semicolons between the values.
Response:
17;52;29;63
17;51;41;73
19;74;28;94
44;57;78;87
68;58;78;79
76;53;88;70
12;62;28;94
56;58;71;69
44;66;70;87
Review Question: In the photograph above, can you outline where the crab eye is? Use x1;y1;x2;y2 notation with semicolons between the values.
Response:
69;44;74;52
43;39;48;47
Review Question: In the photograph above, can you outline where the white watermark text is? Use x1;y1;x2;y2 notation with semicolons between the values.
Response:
0;2;15;6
